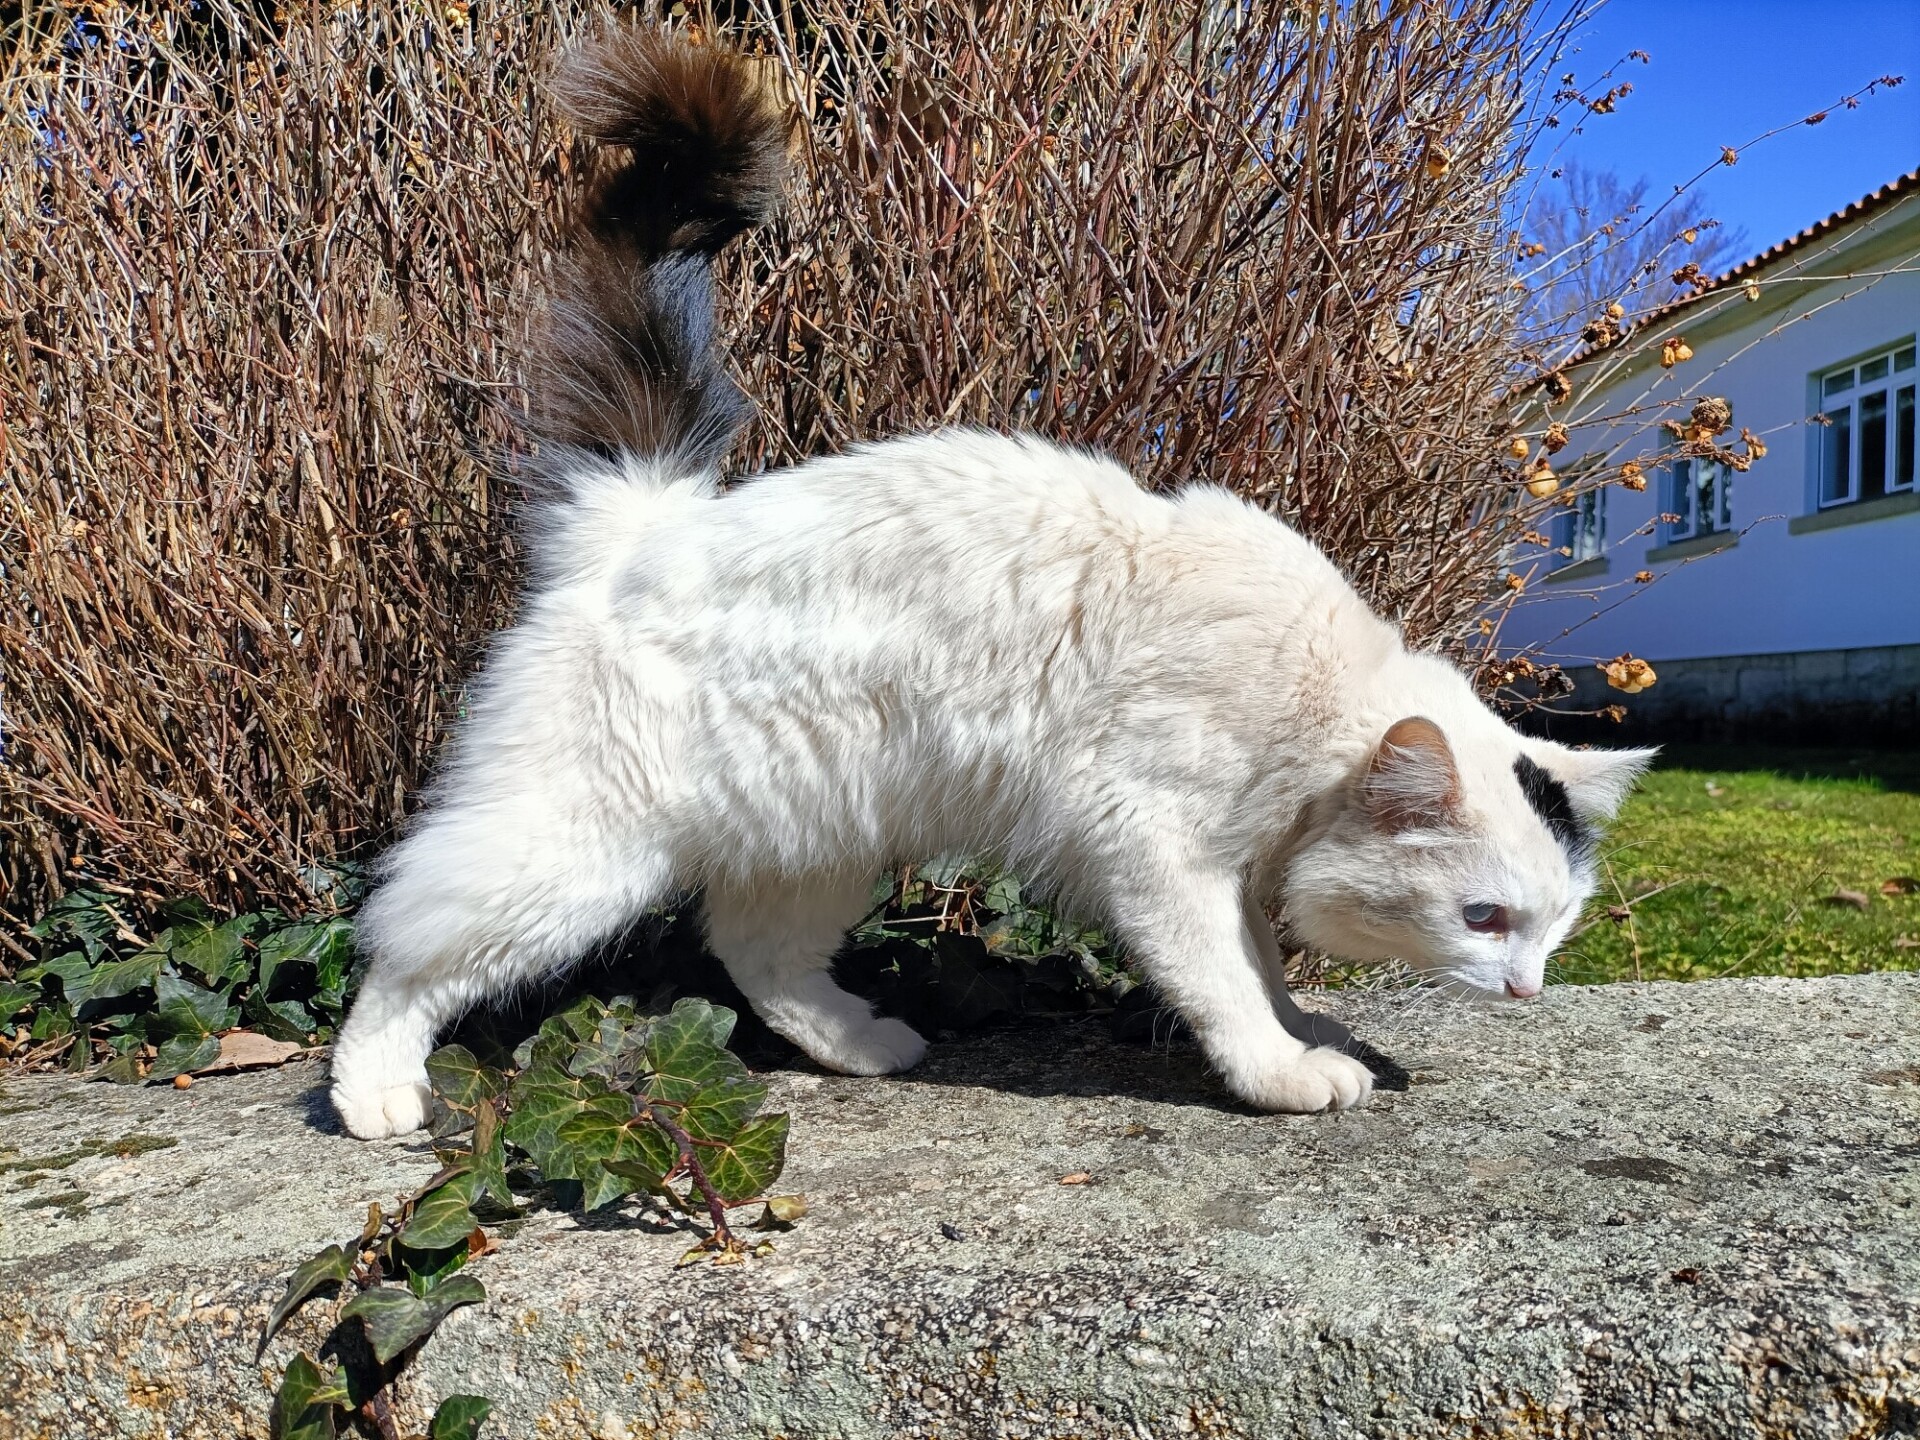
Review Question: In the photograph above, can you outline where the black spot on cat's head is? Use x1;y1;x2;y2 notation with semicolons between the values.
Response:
1514;755;1595;867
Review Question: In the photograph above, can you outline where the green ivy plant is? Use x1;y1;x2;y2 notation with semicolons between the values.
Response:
261;995;802;1437
2;885;359;1081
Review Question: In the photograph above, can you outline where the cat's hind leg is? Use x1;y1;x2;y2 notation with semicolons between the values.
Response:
704;871;927;1076
330;804;675;1139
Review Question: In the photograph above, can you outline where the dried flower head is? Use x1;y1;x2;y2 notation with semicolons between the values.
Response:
1601;654;1658;694
1618;459;1647;490
1543;421;1569;454
1659;337;1694;368
1689;396;1733;436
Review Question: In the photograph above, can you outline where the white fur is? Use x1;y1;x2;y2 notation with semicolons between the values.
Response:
329;431;1651;1138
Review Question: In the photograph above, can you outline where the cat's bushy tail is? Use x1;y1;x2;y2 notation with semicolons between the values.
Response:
529;23;789;472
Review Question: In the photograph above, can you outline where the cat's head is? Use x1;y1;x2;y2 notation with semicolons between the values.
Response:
1282;716;1654;997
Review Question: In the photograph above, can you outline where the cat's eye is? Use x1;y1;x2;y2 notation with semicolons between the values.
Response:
1463;902;1510;934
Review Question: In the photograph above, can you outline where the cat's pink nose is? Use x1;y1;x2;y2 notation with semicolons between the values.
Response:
1505;980;1540;1000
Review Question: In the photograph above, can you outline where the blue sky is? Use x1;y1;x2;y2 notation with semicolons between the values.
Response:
1540;0;1920;259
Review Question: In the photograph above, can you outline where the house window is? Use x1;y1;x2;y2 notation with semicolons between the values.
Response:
1549;487;1605;567
1665;453;1731;542
1818;342;1917;507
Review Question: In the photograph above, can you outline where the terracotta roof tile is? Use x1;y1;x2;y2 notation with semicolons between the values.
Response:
1557;167;1920;371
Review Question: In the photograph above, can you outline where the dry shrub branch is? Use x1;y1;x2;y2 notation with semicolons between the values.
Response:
3;0;1575;930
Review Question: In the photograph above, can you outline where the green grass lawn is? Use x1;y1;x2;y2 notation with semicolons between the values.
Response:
1558;747;1920;985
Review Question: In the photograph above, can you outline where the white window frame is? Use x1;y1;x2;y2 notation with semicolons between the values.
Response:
1549;486;1605;568
1664;452;1731;543
1816;341;1918;509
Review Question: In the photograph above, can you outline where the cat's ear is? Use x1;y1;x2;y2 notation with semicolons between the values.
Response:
1365;717;1462;831
1528;740;1659;820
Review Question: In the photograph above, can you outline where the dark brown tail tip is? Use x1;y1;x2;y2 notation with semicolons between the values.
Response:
551;22;790;254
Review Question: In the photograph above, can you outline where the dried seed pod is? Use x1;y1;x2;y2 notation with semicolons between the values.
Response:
1508;436;1531;459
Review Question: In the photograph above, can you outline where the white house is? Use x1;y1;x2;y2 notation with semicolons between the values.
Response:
1500;169;1920;742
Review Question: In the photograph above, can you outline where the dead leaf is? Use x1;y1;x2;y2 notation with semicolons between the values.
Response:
761;1194;808;1225
465;1226;497;1259
1822;889;1872;912
192;1030;305;1074
1058;1172;1093;1186
1893;937;1920;951
1879;877;1918;896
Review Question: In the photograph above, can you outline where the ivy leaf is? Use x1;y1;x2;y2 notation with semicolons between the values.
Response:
981;872;1022;912
28;889;119;961
678;1074;770;1143
645;1001;748;1103
469;1100;513;1208
921;852;970;888
67;949;167;1010
151;972;239;1041
557;1105;675;1210
269;1352;348;1440
501;1064;620;1180
260;1244;354;1354
96;1053;144;1084
566;1007;650;1083
243;991;319;1045
400;1171;479;1252
149;1033;223;1081
425;1045;506;1111
511;1005;597;1072
19;951;93;997
701;1112;790;1204
163;918;253;987
29;1000;73;1041
0;981;37;1018
428;1395;493;1440
257;919;354;999
339;1273;484;1365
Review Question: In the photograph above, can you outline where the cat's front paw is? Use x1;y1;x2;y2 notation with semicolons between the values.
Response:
331;1078;433;1140
812;1016;928;1077
1235;1045;1374;1113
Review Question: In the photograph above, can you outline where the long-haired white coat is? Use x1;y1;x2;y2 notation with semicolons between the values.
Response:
329;24;1652;1139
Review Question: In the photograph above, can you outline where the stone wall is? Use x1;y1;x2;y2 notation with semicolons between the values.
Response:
3;975;1917;1439
1533;644;1920;746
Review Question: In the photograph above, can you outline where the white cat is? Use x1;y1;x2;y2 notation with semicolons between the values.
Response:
329;25;1652;1140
